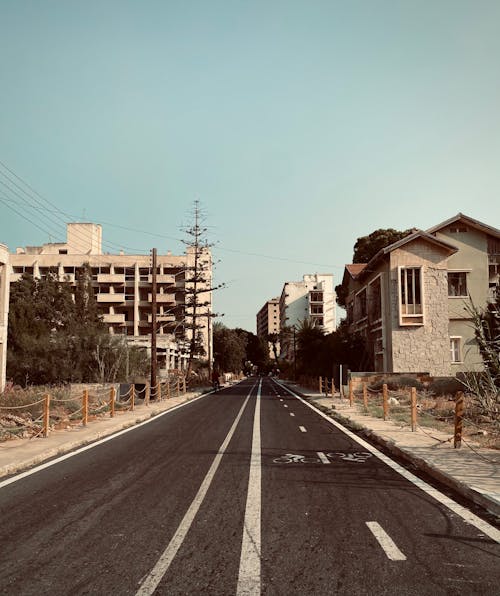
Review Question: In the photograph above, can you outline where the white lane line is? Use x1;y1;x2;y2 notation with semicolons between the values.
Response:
0;389;218;490
366;522;407;561
299;426;307;433
273;379;500;544
280;399;283;402
136;383;257;596
236;379;262;595
317;451;330;464
289;413;295;417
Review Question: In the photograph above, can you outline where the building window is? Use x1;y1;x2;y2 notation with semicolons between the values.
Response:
369;277;382;322
448;272;468;297
450;337;462;363
309;291;323;302
399;267;423;325
310;304;323;314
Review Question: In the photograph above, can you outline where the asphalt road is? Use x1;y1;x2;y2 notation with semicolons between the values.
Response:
0;377;498;595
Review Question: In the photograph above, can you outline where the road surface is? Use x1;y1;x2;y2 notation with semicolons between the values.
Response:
0;377;498;595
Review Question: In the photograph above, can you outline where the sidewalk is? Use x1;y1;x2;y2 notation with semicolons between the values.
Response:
0;389;207;481
282;380;500;519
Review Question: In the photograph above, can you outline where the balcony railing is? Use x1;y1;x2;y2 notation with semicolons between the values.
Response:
96;294;126;303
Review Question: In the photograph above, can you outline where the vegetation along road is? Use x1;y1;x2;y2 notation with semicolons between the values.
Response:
0;378;498;595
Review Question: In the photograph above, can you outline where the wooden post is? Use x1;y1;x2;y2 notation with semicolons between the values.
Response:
411;387;417;432
145;381;150;406
382;383;388;421
454;391;464;448
363;383;368;411
43;394;50;438
110;386;116;418
82;389;89;426
330;378;335;397
319;376;323;394
349;379;353;406
130;385;135;411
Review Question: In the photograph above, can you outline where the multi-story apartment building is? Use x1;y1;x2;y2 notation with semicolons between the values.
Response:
341;213;500;376
9;223;212;376
279;273;336;359
256;298;280;358
0;244;9;392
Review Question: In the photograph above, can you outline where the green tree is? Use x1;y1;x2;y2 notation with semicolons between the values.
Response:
213;322;247;373
336;228;412;307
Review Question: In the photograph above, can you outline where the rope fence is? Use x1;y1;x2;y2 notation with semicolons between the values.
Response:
311;376;498;450
0;376;193;441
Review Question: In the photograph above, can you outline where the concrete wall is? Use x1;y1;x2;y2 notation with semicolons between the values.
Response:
0;244;9;393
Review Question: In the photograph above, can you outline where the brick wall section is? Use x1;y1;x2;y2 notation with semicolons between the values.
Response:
389;241;451;376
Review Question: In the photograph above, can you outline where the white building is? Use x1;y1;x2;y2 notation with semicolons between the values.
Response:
279;273;336;358
9;223;212;376
0;244;9;392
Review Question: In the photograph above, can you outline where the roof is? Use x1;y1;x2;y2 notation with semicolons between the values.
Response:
345;264;367;279
427;213;500;239
344;229;458;283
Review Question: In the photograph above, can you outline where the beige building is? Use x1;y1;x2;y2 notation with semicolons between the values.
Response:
341;214;500;376
10;223;212;376
256;298;280;358
0;244;9;392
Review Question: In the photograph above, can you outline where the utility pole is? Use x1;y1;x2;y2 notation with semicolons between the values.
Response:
151;248;157;397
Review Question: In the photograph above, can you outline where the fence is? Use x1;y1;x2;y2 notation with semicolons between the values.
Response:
309;376;498;450
0;375;192;441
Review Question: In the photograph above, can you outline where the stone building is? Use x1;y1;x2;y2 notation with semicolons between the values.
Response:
0;244;9;392
9;223;212;376
341;214;500;376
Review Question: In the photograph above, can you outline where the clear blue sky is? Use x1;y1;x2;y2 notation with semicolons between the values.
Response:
1;0;499;331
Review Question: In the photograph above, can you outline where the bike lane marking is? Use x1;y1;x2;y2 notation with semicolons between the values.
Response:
366;522;407;561
273;379;500;544
236;378;262;596
136;381;258;596
317;451;330;464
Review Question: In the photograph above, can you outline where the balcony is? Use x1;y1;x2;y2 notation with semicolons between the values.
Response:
97;274;124;283
102;313;126;324
148;313;176;323
96;294;126;303
148;294;176;304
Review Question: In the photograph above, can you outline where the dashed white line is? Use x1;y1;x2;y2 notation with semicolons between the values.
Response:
283;404;288;408
366;521;407;561
289;413;295;417
317;451;330;464
299;426;307;433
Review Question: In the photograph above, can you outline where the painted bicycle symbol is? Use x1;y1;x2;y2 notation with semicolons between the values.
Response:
272;453;321;464
328;452;373;463
272;451;373;464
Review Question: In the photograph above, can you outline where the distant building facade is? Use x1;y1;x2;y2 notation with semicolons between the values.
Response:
341;214;500;376
9;223;212;376
256;298;280;358
279;273;336;359
0;244;9;392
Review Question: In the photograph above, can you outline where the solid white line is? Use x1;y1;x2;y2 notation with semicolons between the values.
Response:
273;380;500;544
136;383;256;596
299;426;307;433
236;379;262;596
317;451;330;464
0;389;218;490
366;522;407;561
